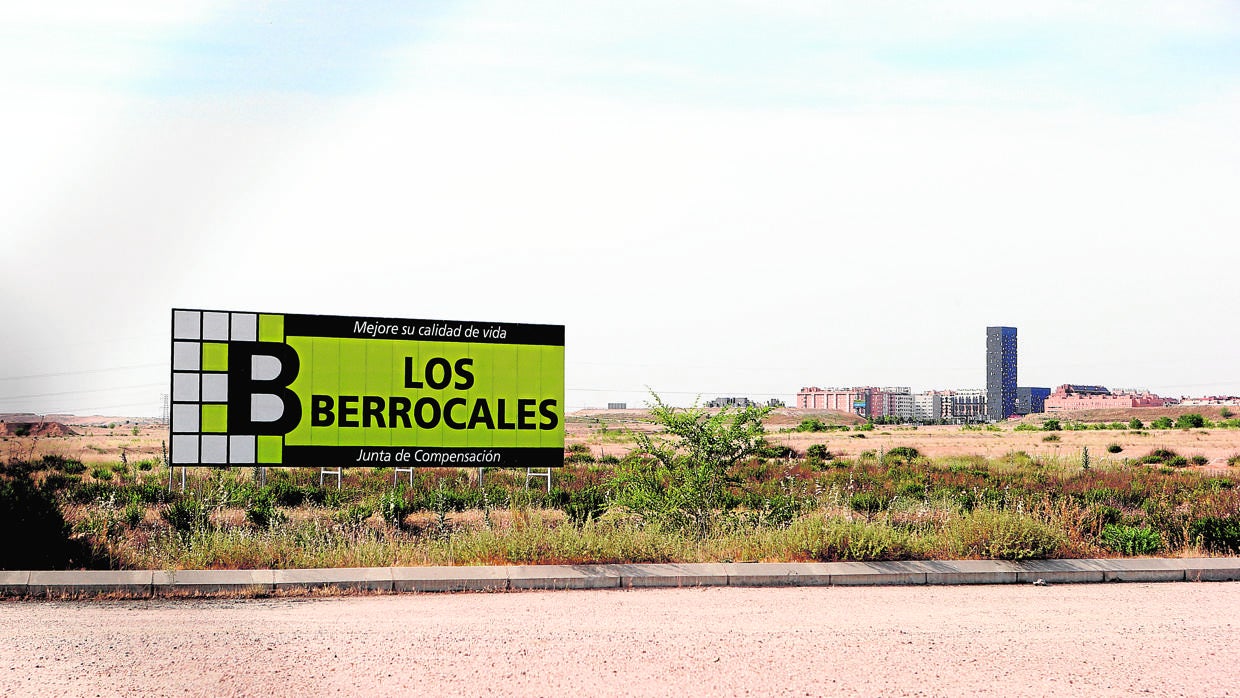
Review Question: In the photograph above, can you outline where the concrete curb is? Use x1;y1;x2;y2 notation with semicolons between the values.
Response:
2;558;1238;598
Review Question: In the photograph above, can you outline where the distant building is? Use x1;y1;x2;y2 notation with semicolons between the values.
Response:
797;387;869;415
606;402;627;410
986;326;1018;421
765;398;786;408
1044;385;1169;412
706;396;754;409
796;387;913;421
1016;387;1051;415
913;391;943;422
942;389;988;423
1178;396;1240;406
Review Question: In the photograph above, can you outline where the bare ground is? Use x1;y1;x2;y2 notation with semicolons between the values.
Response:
2;583;1239;696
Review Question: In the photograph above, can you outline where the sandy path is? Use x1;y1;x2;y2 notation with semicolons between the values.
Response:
2;584;1239;696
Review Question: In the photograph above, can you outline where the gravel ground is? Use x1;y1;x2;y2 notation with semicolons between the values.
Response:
2;583;1239;697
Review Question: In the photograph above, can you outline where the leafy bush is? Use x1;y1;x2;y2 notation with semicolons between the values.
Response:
1042;419;1061;431
1151;417;1174;429
854;422;874;432
794;418;828;433
123;501;145;528
1189;516;1240;554
1190;455;1209;466
90;467;113;481
1176;413;1206;429
609;394;771;535
0;475;81;568
1128;418;1144;429
848;492;888;517
1013;423;1039;432
245;490;286;528
1042;434;1060;442
785;516;913;561
948;509;1064;560
1137;448;1180;465
883;446;920;463
1106;443;1123;454
1100;524;1162;555
1221;408;1234;419
806;444;832;461
333;503;374;527
162;498;210;536
378;486;414;526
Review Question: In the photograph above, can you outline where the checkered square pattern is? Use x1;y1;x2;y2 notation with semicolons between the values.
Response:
170;310;275;465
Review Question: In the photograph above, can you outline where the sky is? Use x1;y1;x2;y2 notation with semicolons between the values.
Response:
2;1;1239;417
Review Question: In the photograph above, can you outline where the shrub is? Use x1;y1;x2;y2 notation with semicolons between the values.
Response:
1176;413;1206;429
57;459;87;475
1189;516;1240;554
0;475;80;568
883;446;920;463
1151;417;1174;429
785;516;913;561
1190;455;1209;466
1100;524;1162;556
1013;423;1039;432
162;498;210;536
1228;454;1240;467
1042;434;1060;442
795;418;828;433
90;467;113;481
245;491;286;528
848;492;888;517
1137;448;1180;465
1106;443;1123;454
1221;408;1234;419
1128;418;1143;430
854;422;874;432
948;509;1064;560
806;444;832;461
333;503;374;527
123;501;145;528
609;394;772;535
1042;419;1061;431
378;486;414;526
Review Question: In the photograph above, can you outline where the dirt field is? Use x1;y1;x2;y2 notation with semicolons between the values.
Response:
569;407;1240;469
2;583;1238;696
4;408;1238;470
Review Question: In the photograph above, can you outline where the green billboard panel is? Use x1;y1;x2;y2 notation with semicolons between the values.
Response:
169;309;564;468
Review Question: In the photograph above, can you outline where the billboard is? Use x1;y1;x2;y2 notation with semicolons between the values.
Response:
169;309;564;468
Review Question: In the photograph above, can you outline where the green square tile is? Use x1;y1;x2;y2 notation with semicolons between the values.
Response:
257;436;283;464
259;314;284;342
202;342;229;371
201;404;228;433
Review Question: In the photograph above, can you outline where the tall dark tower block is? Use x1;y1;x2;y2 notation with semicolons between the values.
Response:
986;326;1017;421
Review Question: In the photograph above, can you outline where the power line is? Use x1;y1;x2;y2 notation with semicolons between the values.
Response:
0;363;165;381
0;383;164;402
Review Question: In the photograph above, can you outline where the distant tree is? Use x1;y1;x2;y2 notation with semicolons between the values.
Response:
1128;418;1144;430
1176;413;1206;429
1151;417;1174;429
1042;419;1062;432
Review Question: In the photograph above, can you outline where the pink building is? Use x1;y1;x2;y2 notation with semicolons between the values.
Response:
796;387;914;420
797;387;867;414
1044;385;1169;412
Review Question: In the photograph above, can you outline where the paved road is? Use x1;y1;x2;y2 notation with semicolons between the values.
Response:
3;583;1239;696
